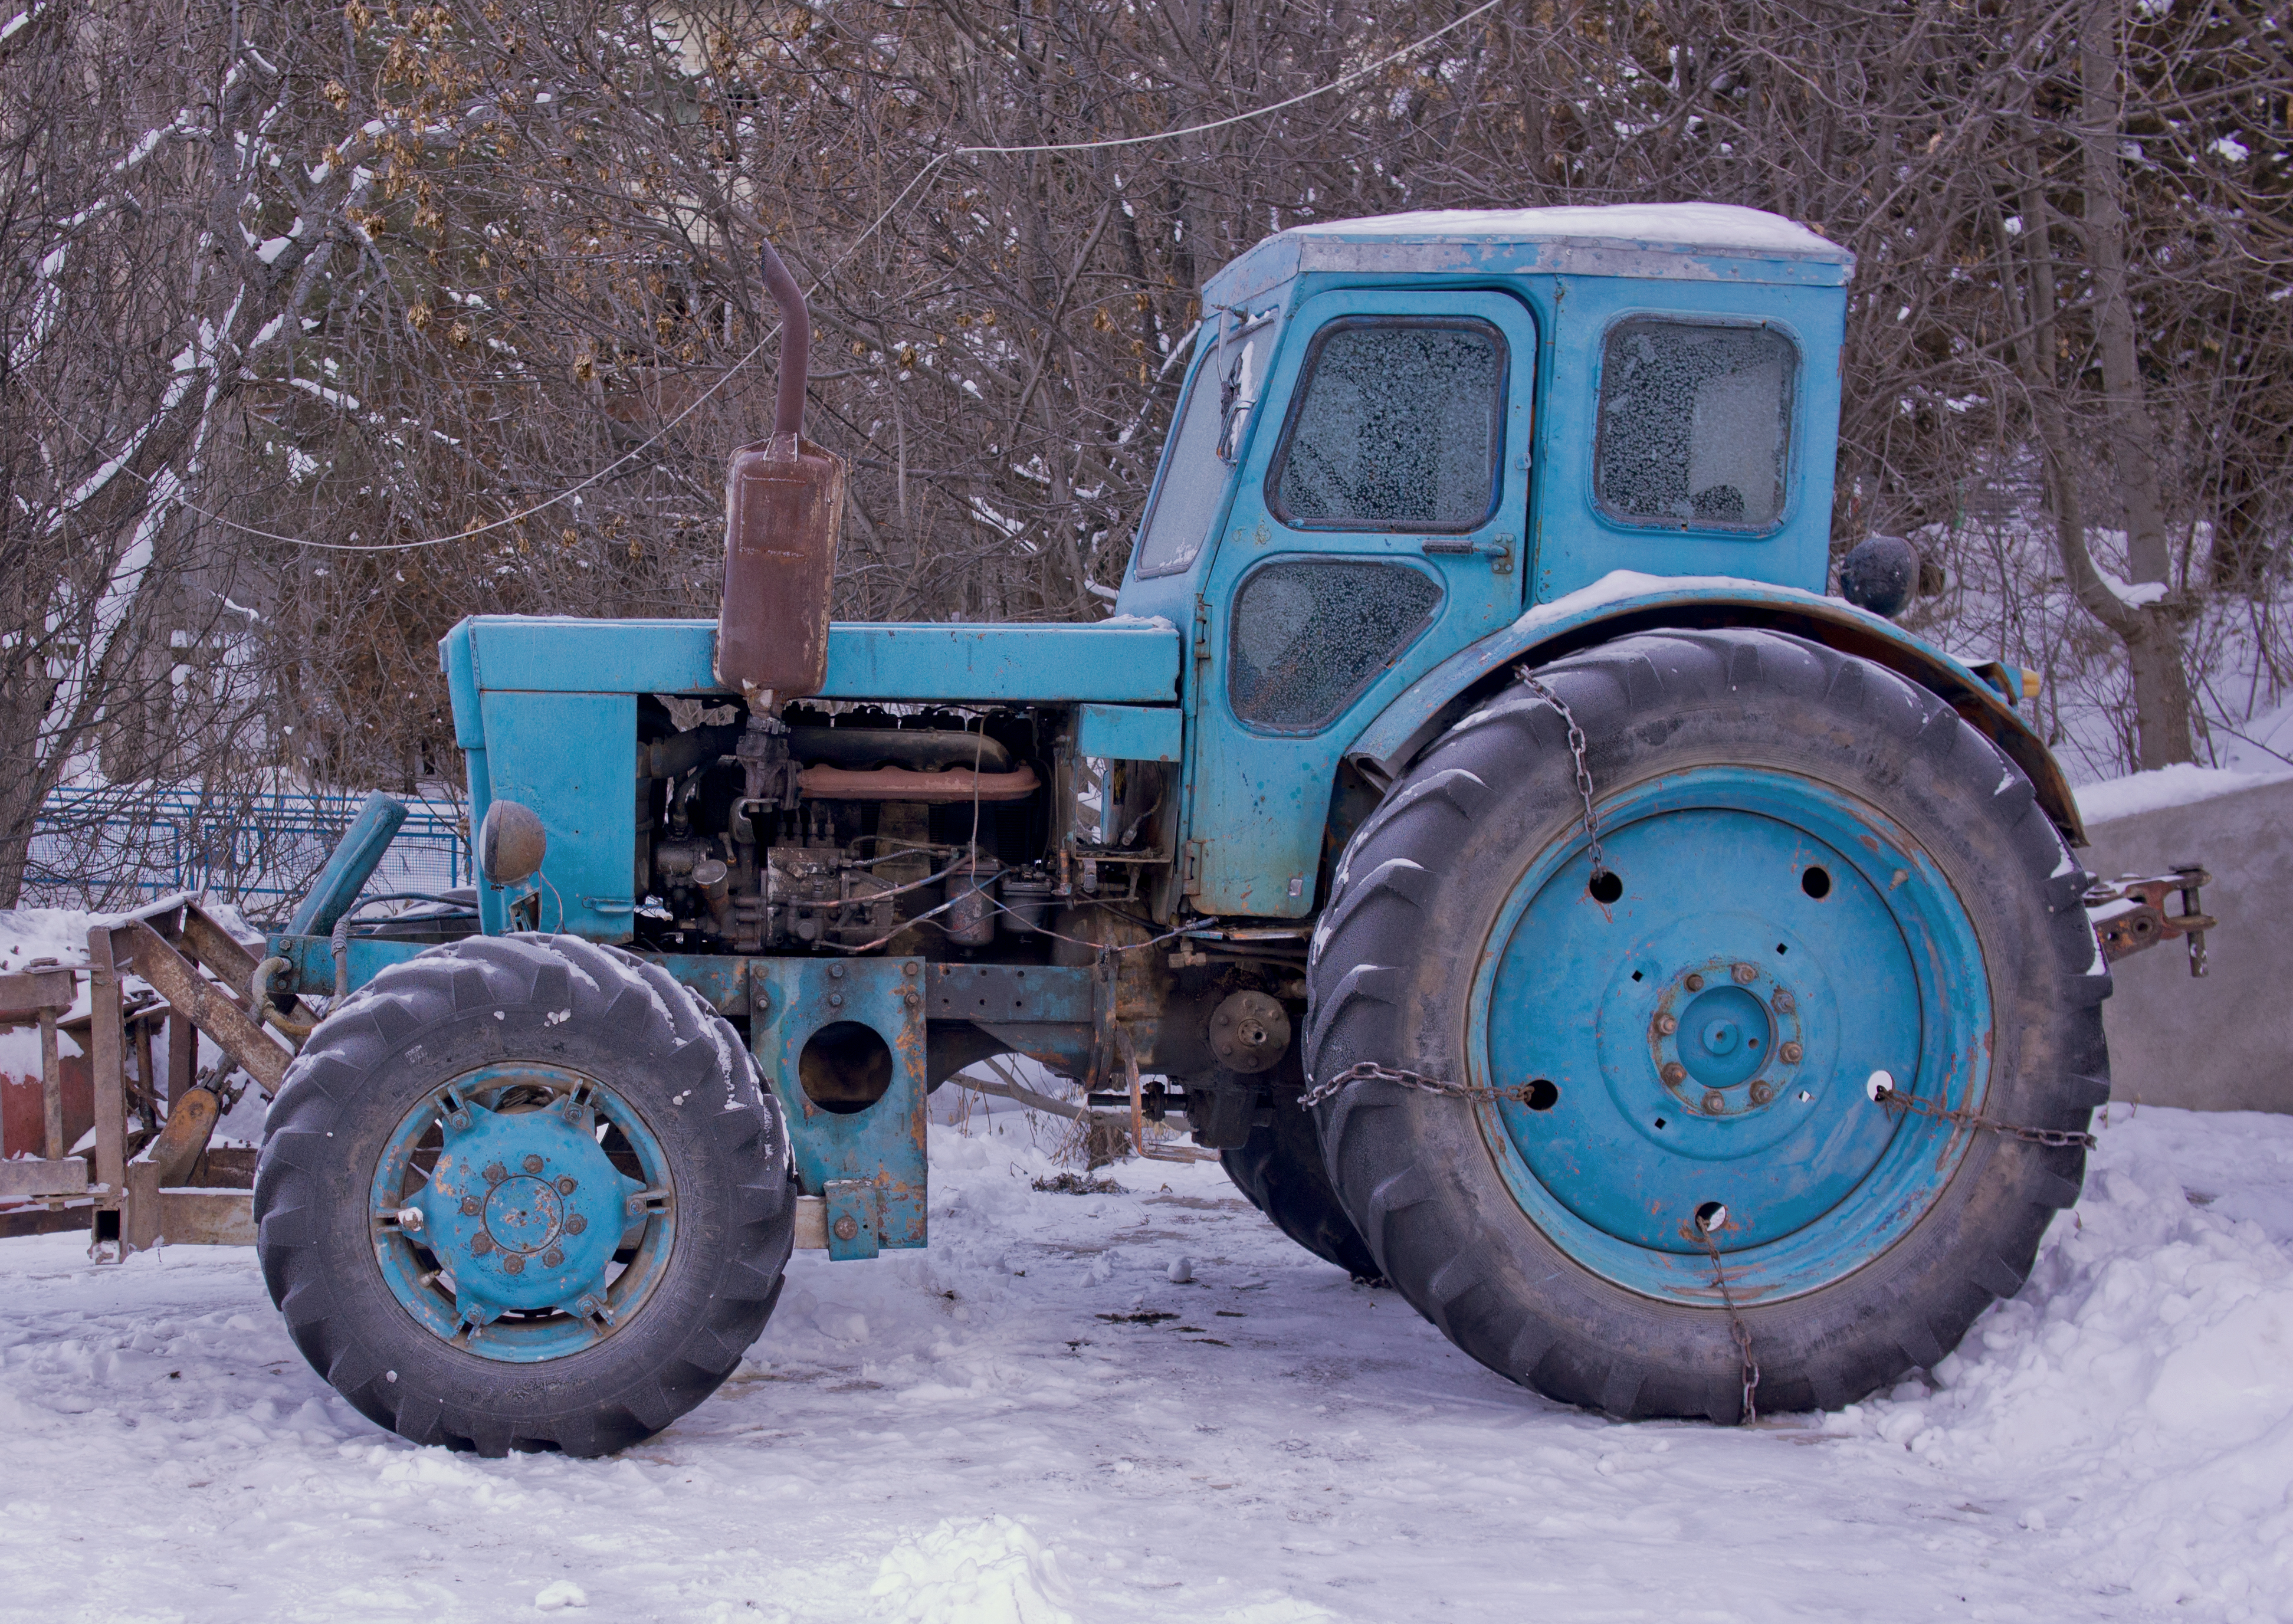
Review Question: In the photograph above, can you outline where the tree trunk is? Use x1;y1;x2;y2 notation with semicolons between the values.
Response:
2078;0;2195;768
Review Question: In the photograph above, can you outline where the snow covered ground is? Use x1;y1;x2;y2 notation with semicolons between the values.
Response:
2;1096;2290;1623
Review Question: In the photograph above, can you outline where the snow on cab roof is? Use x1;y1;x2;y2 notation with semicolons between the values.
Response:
1285;203;1847;261
1205;202;1852;304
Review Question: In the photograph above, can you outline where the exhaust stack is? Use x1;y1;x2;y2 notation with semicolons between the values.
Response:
714;238;845;709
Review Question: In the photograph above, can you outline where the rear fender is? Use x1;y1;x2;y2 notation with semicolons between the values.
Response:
1344;572;2087;847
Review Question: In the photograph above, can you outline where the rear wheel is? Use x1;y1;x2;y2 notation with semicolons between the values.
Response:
255;934;795;1455
1307;629;2108;1419
1214;1055;1382;1281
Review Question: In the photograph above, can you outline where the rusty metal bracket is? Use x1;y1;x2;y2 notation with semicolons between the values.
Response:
2085;867;2215;977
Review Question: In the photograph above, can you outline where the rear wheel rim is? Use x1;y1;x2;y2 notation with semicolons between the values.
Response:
369;1062;676;1363
1469;766;1994;1305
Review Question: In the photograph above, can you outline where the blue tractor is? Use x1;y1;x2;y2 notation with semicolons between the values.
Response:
251;205;2110;1453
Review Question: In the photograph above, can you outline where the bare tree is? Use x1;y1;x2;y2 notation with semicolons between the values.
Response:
8;0;2289;862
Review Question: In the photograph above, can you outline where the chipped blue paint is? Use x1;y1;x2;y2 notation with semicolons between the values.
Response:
750;957;929;1252
248;206;2094;1327
268;931;428;991
1075;703;1184;763
1177;286;1538;916
449;616;1180;702
1342;572;2085;845
369;1062;677;1362
1469;767;1992;1304
285;792;406;939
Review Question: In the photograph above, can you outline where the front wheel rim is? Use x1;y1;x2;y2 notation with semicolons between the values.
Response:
1469;766;1995;1305
369;1062;677;1363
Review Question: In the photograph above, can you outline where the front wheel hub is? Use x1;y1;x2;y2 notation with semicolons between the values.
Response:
370;1063;675;1361
419;1100;631;1321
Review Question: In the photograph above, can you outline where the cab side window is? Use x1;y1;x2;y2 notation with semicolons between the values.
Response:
1229;560;1442;732
1595;320;1797;530
1134;357;1235;578
1267;319;1506;533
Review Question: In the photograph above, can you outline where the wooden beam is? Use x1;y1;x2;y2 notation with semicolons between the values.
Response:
119;923;291;1097
86;928;127;1200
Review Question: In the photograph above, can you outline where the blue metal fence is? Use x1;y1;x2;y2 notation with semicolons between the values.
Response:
27;788;469;914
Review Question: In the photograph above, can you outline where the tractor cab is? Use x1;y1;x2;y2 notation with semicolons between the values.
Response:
1113;205;1852;916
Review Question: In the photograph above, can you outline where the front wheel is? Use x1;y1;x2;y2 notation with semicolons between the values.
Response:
1307;629;2109;1419
254;934;795;1455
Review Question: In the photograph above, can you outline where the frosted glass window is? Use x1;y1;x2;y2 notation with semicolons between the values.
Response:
1229;560;1442;731
1596;320;1796;529
1134;357;1234;578
1268;320;1505;532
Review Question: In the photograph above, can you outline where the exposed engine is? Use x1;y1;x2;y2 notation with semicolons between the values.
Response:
631;697;1163;957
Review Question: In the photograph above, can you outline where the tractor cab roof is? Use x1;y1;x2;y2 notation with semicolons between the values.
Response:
1203;203;1854;310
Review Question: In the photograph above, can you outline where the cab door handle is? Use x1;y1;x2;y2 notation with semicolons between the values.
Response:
1421;532;1514;575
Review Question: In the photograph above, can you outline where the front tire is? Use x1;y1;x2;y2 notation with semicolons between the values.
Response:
1307;630;2108;1419
255;934;795;1455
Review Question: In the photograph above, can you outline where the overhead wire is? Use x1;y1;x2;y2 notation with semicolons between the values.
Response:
65;0;1505;555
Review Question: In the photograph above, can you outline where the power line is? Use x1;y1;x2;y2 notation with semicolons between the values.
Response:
136;0;1506;554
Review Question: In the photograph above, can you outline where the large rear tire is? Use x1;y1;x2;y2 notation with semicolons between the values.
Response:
1307;629;2107;1419
1215;1055;1383;1281
254;934;795;1455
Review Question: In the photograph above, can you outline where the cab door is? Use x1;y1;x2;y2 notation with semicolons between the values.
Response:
1186;287;1536;917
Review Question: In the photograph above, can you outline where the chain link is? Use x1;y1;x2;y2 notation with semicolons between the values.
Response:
1872;1084;2097;1149
1297;1059;1550;1111
1308;665;2082;1420
1694;1213;1761;1425
1304;1055;1766;1420
1515;668;1608;880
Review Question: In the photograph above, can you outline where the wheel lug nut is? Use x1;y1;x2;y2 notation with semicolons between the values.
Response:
1661;1062;1687;1085
1702;1090;1727;1113
523;1154;544;1174
556;1176;578;1195
483;1163;507;1185
1749;1081;1774;1105
1772;990;1795;1013
565;1214;588;1235
501;1254;524;1275
1684;973;1705;992
469;1232;494;1255
541;1247;564;1268
1733;963;1758;985
460;1196;481;1217
394;1206;425;1231
1780;1041;1803;1064
1655;1015;1678;1036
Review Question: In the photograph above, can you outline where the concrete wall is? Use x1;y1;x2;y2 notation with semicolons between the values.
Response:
2081;777;2293;1113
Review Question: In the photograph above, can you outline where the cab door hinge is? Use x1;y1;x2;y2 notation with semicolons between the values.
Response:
1182;839;1206;898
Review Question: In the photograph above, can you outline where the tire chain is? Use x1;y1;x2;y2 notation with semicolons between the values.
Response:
1694;1214;1762;1425
1871;1084;2097;1149
1305;1054;1768;1422
1298;1059;1547;1111
1305;662;2086;1419
1514;667;1609;881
